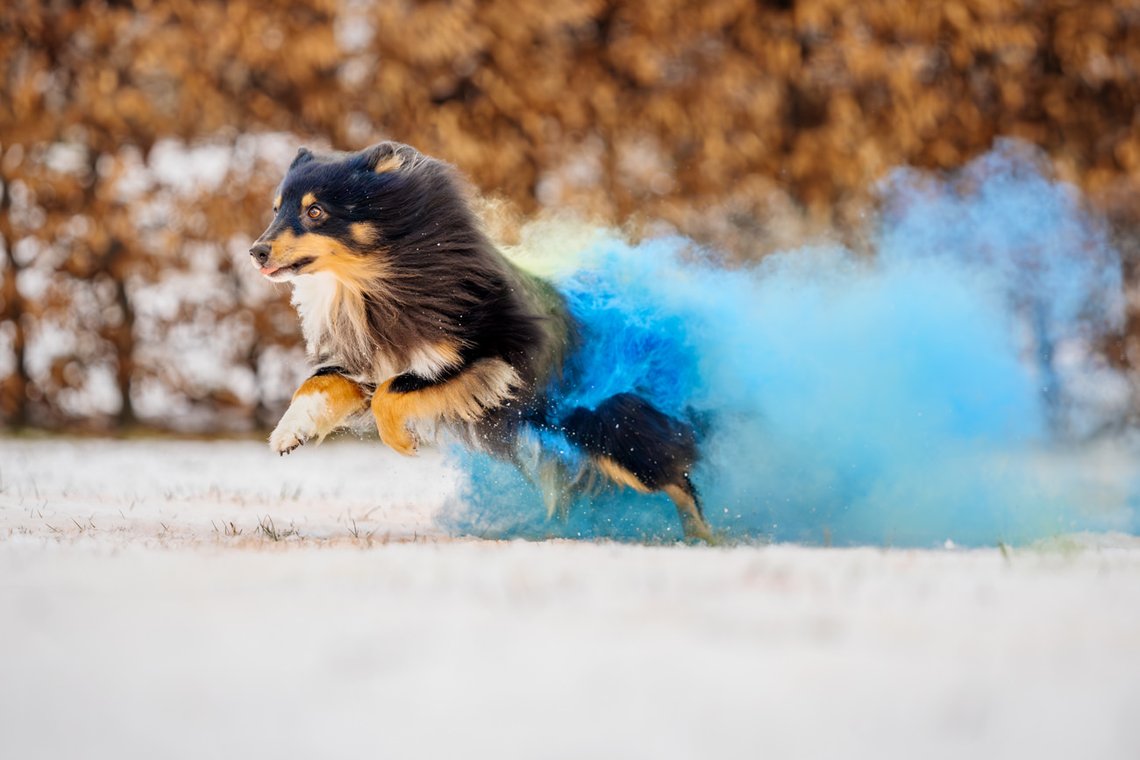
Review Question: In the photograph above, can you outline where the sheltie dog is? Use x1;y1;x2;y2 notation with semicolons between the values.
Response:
250;142;713;541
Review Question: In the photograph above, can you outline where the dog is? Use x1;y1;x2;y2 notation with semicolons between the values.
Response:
250;141;713;541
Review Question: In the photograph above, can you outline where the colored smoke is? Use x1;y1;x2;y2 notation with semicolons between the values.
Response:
444;140;1138;546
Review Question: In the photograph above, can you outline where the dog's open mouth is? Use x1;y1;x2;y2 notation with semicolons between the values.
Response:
260;257;315;279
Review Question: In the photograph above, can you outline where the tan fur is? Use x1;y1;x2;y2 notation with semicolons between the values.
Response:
350;222;377;246
594;457;652;494
275;229;389;298
371;358;520;456
301;192;318;209
270;229;387;284
317;241;389;292
406;340;463;379
373;154;403;174
267;229;298;266
432;340;462;367
662;483;714;542
292;374;368;439
273;194;282;210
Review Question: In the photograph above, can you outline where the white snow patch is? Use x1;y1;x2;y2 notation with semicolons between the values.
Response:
0;439;1139;760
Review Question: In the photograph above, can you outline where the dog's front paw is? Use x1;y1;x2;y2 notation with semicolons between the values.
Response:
269;394;327;456
269;423;308;456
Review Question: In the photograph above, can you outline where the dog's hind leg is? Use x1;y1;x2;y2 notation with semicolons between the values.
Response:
560;393;714;542
662;475;713;544
270;369;369;455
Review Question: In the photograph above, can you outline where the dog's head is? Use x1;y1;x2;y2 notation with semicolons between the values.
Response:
249;141;442;284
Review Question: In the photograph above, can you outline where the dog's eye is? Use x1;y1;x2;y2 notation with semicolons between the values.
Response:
306;204;323;220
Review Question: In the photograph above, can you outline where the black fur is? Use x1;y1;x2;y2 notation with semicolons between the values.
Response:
387;365;464;394
560;393;699;491
289;147;314;170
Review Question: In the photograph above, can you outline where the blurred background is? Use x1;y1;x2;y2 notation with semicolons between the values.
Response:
1;0;1138;434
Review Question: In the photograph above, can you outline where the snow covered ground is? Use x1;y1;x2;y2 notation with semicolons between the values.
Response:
1;437;1139;759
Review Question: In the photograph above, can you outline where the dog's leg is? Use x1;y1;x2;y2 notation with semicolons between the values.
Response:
270;371;368;455
561;393;714;542
537;455;575;520
371;357;520;457
592;454;714;542
663;475;714;544
370;380;420;457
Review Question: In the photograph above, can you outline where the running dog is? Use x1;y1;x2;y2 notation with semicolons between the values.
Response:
250;142;712;541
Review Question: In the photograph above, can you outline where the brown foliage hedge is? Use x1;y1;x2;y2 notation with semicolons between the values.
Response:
1;0;1138;430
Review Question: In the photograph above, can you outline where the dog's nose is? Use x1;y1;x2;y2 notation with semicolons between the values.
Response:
249;243;271;266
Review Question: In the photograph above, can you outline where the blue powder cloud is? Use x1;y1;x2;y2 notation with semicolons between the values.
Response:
442;140;1136;546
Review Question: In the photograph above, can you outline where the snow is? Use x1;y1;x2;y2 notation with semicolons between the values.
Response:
1;438;1139;759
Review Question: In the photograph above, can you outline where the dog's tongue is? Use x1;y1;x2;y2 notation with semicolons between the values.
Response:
259;265;280;276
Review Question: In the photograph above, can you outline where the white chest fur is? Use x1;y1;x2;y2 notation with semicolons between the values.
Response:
289;272;398;379
289;271;455;382
290;272;340;356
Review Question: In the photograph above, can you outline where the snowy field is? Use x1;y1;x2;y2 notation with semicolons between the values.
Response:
2;437;1139;759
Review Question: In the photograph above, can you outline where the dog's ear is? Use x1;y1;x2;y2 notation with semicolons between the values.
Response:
289;147;314;170
358;142;407;174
